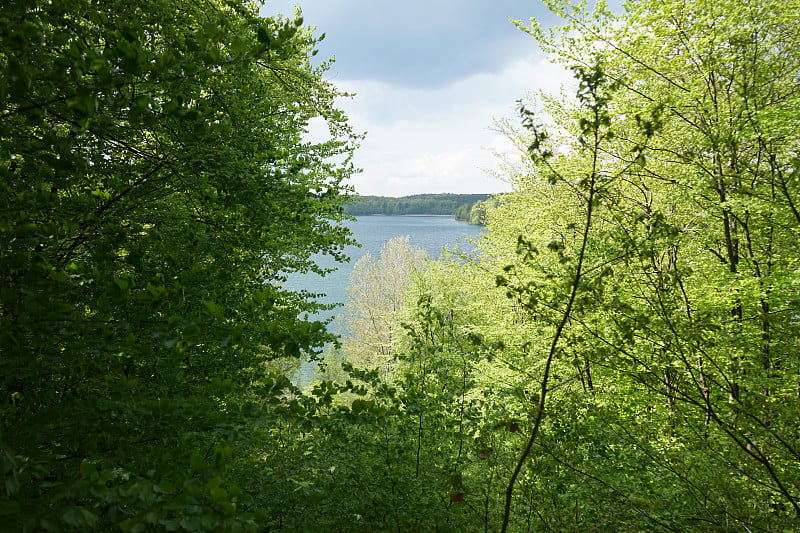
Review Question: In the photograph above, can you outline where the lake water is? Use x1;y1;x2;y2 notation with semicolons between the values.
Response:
284;215;484;385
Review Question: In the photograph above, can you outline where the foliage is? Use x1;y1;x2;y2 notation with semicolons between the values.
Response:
325;0;800;530
341;236;427;372
5;0;799;530
0;0;357;529
403;0;800;529
454;197;499;226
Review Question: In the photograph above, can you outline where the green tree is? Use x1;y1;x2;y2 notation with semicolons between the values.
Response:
484;0;800;528
0;0;357;529
556;0;800;524
345;193;491;216
392;0;800;529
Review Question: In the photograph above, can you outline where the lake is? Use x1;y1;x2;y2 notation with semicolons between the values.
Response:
283;215;484;385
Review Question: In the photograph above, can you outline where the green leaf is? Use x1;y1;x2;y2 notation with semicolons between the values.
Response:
202;299;225;318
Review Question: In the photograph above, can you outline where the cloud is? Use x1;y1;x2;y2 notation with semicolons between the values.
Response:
337;54;574;195
263;0;560;88
262;1;581;196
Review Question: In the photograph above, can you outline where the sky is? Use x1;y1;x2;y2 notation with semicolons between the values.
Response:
259;1;577;197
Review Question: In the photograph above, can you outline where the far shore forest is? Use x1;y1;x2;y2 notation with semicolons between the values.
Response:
344;193;496;224
2;0;799;531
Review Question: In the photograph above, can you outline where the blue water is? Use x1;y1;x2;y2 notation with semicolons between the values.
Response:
283;215;483;384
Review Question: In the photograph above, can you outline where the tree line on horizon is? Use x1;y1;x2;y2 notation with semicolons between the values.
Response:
344;193;492;222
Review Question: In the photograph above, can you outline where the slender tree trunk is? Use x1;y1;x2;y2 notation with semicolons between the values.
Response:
584;358;594;392
501;119;600;533
718;168;743;403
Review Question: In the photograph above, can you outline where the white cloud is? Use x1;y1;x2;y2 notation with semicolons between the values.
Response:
264;1;561;88
333;54;574;196
262;1;587;196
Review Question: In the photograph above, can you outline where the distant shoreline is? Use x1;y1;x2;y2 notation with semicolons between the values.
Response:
344;193;494;225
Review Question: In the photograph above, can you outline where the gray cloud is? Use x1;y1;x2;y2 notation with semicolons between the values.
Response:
259;0;603;195
262;0;559;88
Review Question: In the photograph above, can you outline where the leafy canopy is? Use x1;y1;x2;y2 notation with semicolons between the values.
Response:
0;0;357;529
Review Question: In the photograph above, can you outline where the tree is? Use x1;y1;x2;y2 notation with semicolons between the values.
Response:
0;0;357;529
342;236;427;372
386;0;800;529
562;0;800;524
486;0;800;528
